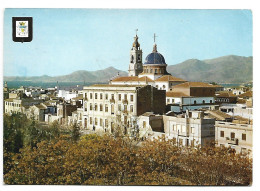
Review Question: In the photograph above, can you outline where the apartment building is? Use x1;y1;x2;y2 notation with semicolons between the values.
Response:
166;82;217;113
82;84;166;134
163;110;216;147
215;121;252;156
4;98;44;115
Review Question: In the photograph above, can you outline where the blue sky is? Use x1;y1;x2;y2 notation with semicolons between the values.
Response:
4;9;252;76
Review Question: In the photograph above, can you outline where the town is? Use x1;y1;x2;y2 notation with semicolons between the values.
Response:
3;33;253;157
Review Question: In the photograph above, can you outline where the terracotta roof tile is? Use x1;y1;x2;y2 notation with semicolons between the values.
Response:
155;75;187;82
111;76;154;82
89;84;146;88
173;82;217;88
166;92;189;97
217;92;237;97
238;91;253;98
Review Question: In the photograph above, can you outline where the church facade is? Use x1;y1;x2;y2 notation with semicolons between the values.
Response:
110;34;187;91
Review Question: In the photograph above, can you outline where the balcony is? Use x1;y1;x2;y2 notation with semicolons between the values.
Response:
110;99;115;104
226;137;239;145
122;99;128;105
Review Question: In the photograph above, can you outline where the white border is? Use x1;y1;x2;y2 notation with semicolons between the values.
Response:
0;0;259;191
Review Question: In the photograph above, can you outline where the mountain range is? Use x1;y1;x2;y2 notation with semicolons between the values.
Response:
4;55;252;84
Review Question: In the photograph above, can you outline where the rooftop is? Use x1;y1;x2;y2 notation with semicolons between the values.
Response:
173;82;217;88
217;91;237;97
111;76;154;82
155;75;187;82
166;91;189;97
238;91;253;98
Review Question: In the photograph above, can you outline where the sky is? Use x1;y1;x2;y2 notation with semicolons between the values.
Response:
3;9;252;77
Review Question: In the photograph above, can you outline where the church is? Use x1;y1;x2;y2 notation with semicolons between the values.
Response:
110;33;187;91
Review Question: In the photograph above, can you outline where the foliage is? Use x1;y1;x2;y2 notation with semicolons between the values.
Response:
4;132;252;185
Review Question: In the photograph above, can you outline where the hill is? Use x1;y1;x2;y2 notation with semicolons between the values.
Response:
4;55;253;84
4;67;128;83
167;55;252;83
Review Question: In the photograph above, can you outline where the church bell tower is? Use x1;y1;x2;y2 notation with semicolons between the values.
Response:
128;30;143;76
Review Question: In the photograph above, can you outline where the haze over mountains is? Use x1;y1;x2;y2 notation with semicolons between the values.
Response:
4;55;252;84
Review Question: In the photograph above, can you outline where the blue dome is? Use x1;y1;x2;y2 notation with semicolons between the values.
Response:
144;52;166;65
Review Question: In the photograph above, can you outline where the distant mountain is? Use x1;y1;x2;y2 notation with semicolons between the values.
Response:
4;67;128;83
4;55;253;84
167;55;252;83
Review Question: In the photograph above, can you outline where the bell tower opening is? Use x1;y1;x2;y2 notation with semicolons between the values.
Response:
128;29;143;77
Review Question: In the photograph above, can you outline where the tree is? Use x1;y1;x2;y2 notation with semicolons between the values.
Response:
71;123;80;142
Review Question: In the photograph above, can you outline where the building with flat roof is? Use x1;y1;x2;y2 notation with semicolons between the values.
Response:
82;84;166;135
215;121;252;157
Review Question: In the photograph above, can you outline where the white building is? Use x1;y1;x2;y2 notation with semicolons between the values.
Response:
163;110;216;146
82;84;166;135
215;121;252;157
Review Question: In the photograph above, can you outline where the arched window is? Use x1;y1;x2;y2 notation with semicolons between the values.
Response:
210;100;212;103
202;100;205;104
131;55;134;63
137;54;141;61
194;100;197;104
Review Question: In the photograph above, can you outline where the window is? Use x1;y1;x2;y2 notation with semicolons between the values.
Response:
105;94;108;100
100;93;103;100
150;69;153;73
95;104;98;111
118;104;121;111
124;94;127;100
167;99;170;103
138;54;141;61
155;69;157;74
111;104;114;114
159;69;161;74
118;94;121;101
163;85;166;89
179;139;183;146
90;103;92;110
220;131;224;137
143;121;146;128
172;99;175;103
105;104;108;112
202;100;205;104
130;95;133;102
210;100;212;103
100;104;103;111
131;55;134;63
100;118;103;127
90;117;92;125
95;118;97;125
130;105;133;112
85;93;87;99
191;127;195;134
84;106;87;111
95;93;98;99
124;105;127;112
194;100;197;104
105;119;108;127
124;116;127;125
242;133;246;141
231;132;235;139
111;94;114;100
90;93;92;99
